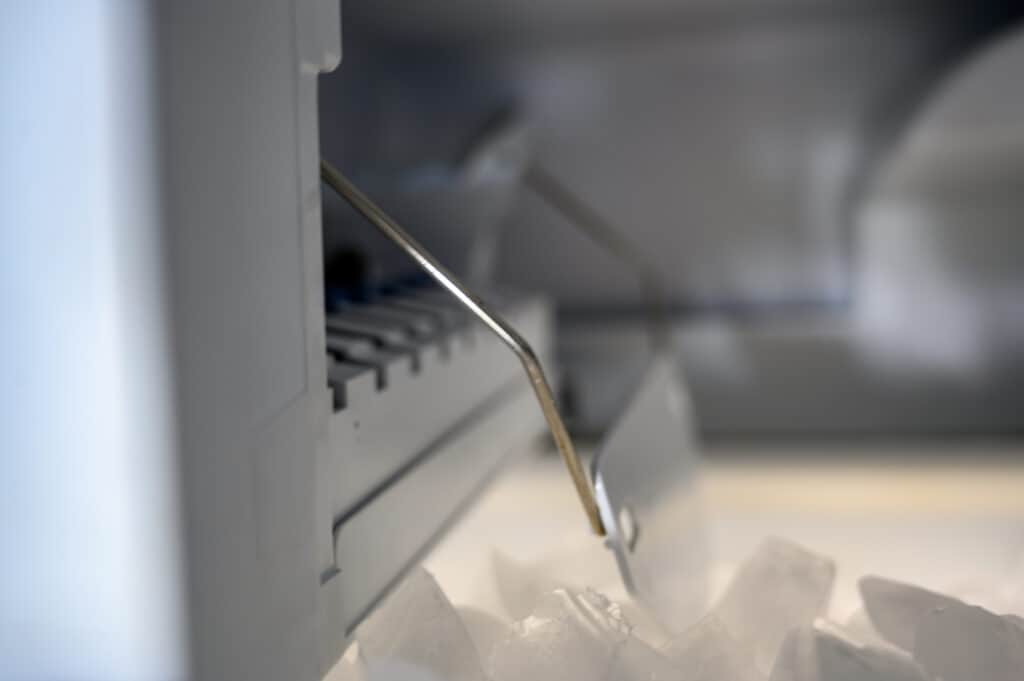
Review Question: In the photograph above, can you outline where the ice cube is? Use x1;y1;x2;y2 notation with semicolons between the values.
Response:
661;615;763;681
356;568;487;681
859;576;958;652
912;599;1024;681
612;635;679;681
457;606;510;663
842;608;899;650
817;625;927;681
362;660;445;681
488;588;628;681
713;538;836;670
491;548;671;647
325;656;442;681
768;626;815;681
770;625;927;681
323;646;367;681
946;575;1024;619
488;587;676;681
491;551;562;621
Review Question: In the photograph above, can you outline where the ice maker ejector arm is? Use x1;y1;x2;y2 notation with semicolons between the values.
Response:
320;158;606;536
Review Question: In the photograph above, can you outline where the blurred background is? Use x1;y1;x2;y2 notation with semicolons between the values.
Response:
320;0;1024;439
5;3;1024;679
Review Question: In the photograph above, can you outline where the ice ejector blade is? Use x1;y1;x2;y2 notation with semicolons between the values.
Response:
592;353;708;633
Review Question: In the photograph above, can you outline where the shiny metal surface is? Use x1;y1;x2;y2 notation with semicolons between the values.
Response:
320;159;605;535
592;354;707;632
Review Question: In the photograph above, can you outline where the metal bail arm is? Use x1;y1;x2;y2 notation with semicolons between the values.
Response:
320;159;606;536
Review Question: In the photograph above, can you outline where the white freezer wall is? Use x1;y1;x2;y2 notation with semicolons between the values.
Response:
0;2;186;680
1;1;341;680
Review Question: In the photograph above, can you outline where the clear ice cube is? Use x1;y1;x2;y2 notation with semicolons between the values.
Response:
457;606;510;663
770;625;927;681
612;635;679;681
842;608;898;650
713;538;836;670
362;660;446;681
491;550;561;621
859;576;959;652
768;626;814;681
912;599;1024;681
661;615;764;681
323;650;367;681
490;549;670;647
488;587;677;681
356;568;487;681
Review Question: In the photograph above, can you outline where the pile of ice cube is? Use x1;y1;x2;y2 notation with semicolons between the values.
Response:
327;538;1023;681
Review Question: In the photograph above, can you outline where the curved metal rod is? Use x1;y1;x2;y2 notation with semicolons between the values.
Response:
320;159;605;536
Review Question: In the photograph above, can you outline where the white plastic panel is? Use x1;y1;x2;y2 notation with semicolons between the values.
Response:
1;3;187;680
